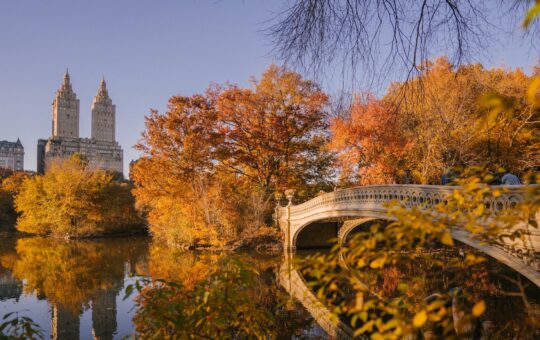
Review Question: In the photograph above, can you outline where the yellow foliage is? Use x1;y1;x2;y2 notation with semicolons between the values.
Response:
440;231;454;246
14;155;141;238
1;237;147;314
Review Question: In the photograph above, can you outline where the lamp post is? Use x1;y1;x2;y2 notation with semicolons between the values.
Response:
284;189;296;251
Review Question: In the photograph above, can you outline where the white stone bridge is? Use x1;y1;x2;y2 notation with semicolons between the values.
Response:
275;185;540;287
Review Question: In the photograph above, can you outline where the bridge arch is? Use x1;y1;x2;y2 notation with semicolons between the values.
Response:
277;184;540;287
290;210;391;250
339;218;390;244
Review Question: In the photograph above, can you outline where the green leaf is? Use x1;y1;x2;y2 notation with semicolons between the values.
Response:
124;285;134;300
397;283;409;292
2;312;14;320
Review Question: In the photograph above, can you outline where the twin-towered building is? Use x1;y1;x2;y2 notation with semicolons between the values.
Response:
37;71;124;175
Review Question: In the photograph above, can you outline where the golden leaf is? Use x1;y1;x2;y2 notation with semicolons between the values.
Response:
355;293;364;310
413;310;427;328
523;3;540;28
440;231;454;246
369;256;386;269
472;300;486;317
473;204;485;217
527;77;540;104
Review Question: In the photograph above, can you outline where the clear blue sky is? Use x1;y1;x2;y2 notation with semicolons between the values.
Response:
0;1;537;173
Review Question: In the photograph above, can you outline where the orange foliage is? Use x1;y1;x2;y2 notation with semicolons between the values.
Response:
216;65;332;193
132;65;334;247
329;95;410;185
331;57;540;184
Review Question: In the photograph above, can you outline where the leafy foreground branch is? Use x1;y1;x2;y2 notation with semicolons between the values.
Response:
300;172;540;339
0;311;44;340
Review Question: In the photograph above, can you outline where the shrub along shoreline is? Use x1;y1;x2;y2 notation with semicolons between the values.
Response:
11;155;145;239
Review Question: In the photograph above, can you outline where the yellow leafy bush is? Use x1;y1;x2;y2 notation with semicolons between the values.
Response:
15;155;142;238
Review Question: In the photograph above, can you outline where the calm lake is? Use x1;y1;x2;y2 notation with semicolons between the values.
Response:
0;234;538;339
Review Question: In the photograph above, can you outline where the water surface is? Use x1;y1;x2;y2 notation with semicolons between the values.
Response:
0;234;538;339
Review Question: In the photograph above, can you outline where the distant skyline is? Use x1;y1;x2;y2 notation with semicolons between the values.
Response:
0;1;538;173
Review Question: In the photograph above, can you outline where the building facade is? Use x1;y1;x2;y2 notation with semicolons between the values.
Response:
0;139;24;171
37;71;123;175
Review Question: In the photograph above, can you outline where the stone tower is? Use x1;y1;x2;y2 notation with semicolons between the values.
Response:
91;78;116;142
52;70;80;138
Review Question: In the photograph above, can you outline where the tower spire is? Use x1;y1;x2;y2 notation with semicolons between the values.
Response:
63;68;70;84
96;76;109;99
58;69;74;97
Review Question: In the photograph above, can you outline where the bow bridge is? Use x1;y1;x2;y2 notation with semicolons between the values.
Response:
275;185;540;287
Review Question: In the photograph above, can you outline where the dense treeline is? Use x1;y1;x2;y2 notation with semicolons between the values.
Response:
330;57;540;185
132;60;539;248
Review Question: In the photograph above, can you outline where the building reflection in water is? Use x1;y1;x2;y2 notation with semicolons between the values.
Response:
0;235;149;340
51;304;80;340
49;287;122;340
0;272;22;301
91;287;121;340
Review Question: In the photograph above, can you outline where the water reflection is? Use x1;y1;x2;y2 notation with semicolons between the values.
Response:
0;237;22;302
133;245;322;339
0;236;148;339
0;236;322;339
0;235;538;339
296;246;540;339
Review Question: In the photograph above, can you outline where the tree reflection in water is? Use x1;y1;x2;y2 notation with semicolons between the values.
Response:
0;236;148;340
0;237;321;339
3;235;535;339
131;244;320;339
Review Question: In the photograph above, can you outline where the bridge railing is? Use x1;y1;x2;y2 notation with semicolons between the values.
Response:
279;185;527;221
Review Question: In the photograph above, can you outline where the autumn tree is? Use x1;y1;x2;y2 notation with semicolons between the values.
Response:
132;93;236;247
390;57;540;183
15;155;142;238
132;65;333;248
0;172;29;229
216;65;333;195
329;95;410;185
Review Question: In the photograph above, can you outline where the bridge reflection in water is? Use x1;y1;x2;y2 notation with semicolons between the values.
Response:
278;253;354;339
